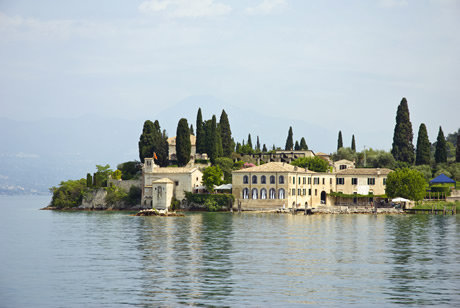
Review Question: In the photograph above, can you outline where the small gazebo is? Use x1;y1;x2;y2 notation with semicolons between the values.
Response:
430;173;456;189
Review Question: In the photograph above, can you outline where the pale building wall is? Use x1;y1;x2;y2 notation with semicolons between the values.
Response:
151;180;174;210
335;174;388;195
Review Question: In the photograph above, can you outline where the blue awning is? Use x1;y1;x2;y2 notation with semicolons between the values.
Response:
430;173;456;185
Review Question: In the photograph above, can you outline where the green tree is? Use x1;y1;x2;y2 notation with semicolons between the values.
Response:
332;147;356;162
112;169;122;180
337;131;343;151
219;109;233;157
262;144;267;152
351;135;356;152
215;157;233;183
176;118;191;167
285;126;294;150
435;126;447;164
256;136;261;152
216;123;224;158
294;141;300;150
247;134;253;149
138;120;156;163
457;135;460;163
205;116;218;164
415;123;431;165
117;161;141;180
196;108;205;154
391;97;415;164
385;168;426;201
300;137;308;150
202;165;223;193
411;164;432;182
95;164;112;187
190;124;194;135
49;178;88;209
291;156;329;172
86;173;92;188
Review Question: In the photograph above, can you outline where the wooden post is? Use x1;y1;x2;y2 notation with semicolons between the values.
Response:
443;206;446;215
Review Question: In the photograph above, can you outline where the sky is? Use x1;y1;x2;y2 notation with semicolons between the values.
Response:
1;0;459;155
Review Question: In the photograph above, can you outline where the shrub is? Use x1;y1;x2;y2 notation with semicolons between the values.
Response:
185;192;234;211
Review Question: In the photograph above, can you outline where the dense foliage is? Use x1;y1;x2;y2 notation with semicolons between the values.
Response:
185;192;234;211
415;123;431;165
202;165;223;192
291;156;329;172
351;135;356;152
176;118;191;167
138;120;169;166
457;135;460;163
214;157;233;183
117;161;141;180
435;126;447;164
391;98;415;164
385;168;426;201
285;126;293;150
49;179;88;209
219;109;233;157
337;131;343;151
300;137;308;150
205;116;218;163
196;108;205;154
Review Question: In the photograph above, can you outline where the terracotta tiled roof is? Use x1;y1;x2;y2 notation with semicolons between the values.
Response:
152;178;175;184
151;167;200;174
334;159;354;164
233;162;316;173
335;168;393;175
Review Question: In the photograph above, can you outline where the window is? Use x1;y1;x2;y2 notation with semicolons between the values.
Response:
269;188;276;199
303;189;306;195
278;188;285;199
308;189;311;195
252;175;258;184
352;178;358;185
314;177;319;185
279;176;284;184
383;178;387;185
292;189;295;196
261;175;266;184
336;178;345;185
298;189;301;196
270;175;275;184
175;181;179;186
261;188;267;199
330;178;332;185
368;178;375;185
322;178;325;185
340;165;347;170
243;188;249;199
243;175;248;184
298;177;301;184
293;177;295;184
308;177;311;184
252;188;258;199
315;189;317;196
303;177;306;184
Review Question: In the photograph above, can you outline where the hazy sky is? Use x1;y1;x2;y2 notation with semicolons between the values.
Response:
1;0;459;152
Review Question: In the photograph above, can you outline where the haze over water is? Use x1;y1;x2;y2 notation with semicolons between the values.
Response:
1;196;459;307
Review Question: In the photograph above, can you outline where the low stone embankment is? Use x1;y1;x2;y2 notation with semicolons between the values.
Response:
270;207;404;214
135;209;184;217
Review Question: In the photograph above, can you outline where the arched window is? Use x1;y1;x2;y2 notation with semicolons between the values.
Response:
243;175;248;184
270;175;275;184
252;175;257;184
269;188;276;199
243;188;249;199
261;175;266;184
252;188;258;199
278;188;285;199
261;188;267;199
279;176;284;184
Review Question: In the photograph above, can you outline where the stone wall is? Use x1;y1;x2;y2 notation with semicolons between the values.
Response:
108;179;142;191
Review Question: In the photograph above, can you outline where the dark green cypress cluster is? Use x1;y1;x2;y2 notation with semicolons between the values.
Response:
196;108;205;154
435;126;447;164
299;137;308;150
391;98;415;164
138;120;169;166
351;135;356;152
415;123;431;165
176;118;191;167
337;131;343;151
285;127;294;150
219;110;233;157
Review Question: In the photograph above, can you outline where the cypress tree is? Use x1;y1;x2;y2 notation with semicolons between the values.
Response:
299;137;308;150
285;127;294;150
247;134;253;149
196;108;205;154
415;123;431;165
391;97;415;164
138;120;156;163
152;120;169;167
205;116;218;164
219;110;232;157
337;131;343;151
176;118;191;167
190;124;194;135
256;136;261;151
86;173;92;188
262;144;267;152
435;126;447;164
216;124;224;158
457;135;460;163
294;141;300;150
351;135;356;152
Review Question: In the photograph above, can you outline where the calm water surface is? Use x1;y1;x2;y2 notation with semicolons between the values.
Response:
1;196;459;307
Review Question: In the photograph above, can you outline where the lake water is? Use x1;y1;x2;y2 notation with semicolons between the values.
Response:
1;196;459;307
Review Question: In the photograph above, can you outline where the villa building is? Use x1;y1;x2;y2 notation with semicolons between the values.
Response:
232;162;392;210
142;157;203;210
